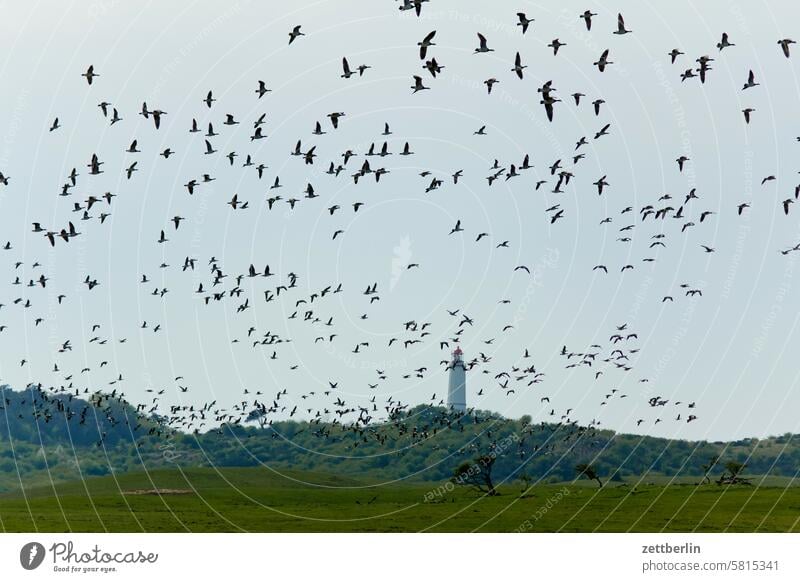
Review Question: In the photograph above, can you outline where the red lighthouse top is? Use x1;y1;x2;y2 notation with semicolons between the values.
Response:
453;346;463;356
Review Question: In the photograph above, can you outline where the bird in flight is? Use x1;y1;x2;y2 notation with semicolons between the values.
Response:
742;69;759;90
580;10;596;31
517;13;534;34
716;32;734;50
548;39;566;55
613;13;632;35
511;52;527;79
474;33;493;54
82;65;98;85
418;30;436;59
288;25;304;44
411;76;429;93
594;49;612;72
778;38;795;58
668;48;684;63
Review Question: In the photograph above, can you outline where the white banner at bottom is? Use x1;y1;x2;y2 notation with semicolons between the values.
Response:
0;533;796;581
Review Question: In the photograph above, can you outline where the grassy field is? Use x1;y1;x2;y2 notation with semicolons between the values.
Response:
0;467;798;532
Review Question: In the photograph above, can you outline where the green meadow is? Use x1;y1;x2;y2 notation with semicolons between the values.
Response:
1;467;798;533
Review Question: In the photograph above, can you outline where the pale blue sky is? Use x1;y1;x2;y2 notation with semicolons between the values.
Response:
0;0;799;442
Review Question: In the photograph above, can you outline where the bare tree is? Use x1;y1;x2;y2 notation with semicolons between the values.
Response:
575;463;604;488
452;454;498;496
700;455;719;484
716;461;751;486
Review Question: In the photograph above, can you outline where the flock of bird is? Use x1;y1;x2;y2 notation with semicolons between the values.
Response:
1;2;797;463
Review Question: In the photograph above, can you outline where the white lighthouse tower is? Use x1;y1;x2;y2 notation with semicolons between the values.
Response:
447;347;467;412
